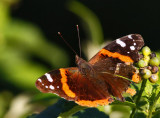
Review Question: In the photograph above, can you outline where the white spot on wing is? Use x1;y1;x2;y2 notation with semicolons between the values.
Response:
45;86;48;88
38;79;42;82
57;86;59;88
130;46;135;50
128;35;132;39
127;52;130;53
49;85;55;90
116;39;126;47
45;73;53;82
134;43;136;45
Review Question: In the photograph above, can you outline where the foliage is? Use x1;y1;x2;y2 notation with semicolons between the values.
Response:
1;0;160;118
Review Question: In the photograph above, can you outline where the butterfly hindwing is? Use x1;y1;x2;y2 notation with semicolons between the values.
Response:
87;34;144;100
91;57;137;101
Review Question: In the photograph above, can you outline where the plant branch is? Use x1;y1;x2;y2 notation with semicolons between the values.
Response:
130;79;147;118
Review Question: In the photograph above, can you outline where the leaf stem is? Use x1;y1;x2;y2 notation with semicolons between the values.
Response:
130;79;147;118
148;91;160;118
58;105;87;118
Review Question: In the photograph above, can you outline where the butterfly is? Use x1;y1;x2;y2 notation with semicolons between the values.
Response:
36;34;144;107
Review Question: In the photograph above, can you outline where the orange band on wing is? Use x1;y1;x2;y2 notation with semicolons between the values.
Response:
132;73;141;83
76;98;113;107
99;49;134;63
126;88;136;96
60;68;76;98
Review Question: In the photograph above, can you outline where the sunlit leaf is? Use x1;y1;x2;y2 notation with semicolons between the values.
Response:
111;100;136;108
67;0;104;45
144;80;153;97
0;91;13;118
5;20;69;68
137;97;149;112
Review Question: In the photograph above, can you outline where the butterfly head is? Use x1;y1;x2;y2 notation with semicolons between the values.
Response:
75;55;92;75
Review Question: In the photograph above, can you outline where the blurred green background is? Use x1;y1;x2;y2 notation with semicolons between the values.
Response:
0;0;160;118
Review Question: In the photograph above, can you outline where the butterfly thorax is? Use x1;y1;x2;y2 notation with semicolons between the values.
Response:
75;55;94;76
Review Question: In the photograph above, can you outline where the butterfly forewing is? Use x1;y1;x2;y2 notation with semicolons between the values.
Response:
89;34;144;65
36;67;114;107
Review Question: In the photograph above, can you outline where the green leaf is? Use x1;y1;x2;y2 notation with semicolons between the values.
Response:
152;109;160;118
111;100;136;108
28;99;68;118
29;99;85;118
0;0;10;30
144;80;153;97
110;105;131;118
0;49;48;90
137;96;149;112
134;111;147;118
30;93;59;104
71;108;109;118
27;114;37;118
155;104;160;111
0;91;13;118
153;85;160;105
67;0;104;45
29;99;110;118
59;102;86;118
5;20;69;68
0;19;70;90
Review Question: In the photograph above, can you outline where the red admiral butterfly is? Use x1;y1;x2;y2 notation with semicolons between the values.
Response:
36;34;144;107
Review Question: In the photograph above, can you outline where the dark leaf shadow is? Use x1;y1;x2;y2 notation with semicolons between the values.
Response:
28;99;109;118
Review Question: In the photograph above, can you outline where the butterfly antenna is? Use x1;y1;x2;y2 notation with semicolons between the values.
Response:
76;25;81;57
58;32;78;55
